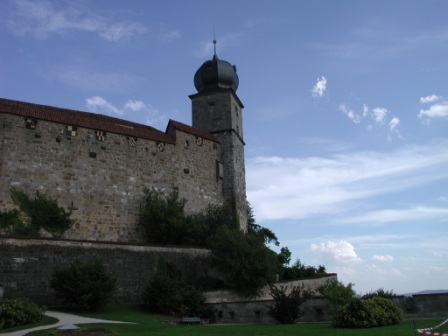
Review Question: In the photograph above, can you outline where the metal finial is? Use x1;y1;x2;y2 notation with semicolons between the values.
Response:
213;28;217;58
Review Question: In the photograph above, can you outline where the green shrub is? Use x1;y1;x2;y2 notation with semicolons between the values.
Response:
10;188;74;238
333;297;403;328
143;259;211;317
50;258;116;311
267;285;310;324
0;298;45;329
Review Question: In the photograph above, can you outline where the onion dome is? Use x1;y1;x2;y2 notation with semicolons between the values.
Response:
194;44;239;93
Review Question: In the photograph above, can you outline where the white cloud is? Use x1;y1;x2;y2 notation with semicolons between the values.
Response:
420;95;442;104
388;117;400;131
86;96;167;129
312;76;327;98
86;96;122;116
124;100;146;112
339;104;361;124
247;140;448;222
311;240;362;264
340;206;448;225
418;102;448;120
372;255;394;262
362;104;369;117
99;22;147;42
8;0;147;41
371;107;388;124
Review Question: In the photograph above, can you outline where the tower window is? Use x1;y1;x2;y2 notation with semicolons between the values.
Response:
208;102;215;112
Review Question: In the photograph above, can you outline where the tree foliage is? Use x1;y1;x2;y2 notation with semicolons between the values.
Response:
138;187;187;245
280;258;327;281
143;258;211;318
267;285;310;324
138;189;326;297
361;288;396;299
10;188;74;238
207;226;279;297
317;279;356;313
50;258;117;312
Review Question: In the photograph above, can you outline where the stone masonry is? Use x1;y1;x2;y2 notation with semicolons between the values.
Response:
0;101;225;242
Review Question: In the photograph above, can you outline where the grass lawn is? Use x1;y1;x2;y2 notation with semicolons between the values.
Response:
4;304;447;336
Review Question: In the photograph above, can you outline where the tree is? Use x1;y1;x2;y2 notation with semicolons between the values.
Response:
143;258;210;317
51;258;116;311
138;187;187;244
317;279;357;313
247;202;279;246
267;285;310;324
207;226;279;297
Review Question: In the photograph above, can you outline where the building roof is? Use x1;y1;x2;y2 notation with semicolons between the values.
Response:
168;119;219;143
0;98;218;145
193;55;239;93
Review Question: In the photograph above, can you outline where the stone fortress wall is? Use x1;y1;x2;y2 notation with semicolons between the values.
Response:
0;99;225;243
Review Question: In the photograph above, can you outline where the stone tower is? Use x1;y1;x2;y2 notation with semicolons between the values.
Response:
189;48;247;231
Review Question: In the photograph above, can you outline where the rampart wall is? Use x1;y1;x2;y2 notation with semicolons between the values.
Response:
0;111;224;243
0;238;211;305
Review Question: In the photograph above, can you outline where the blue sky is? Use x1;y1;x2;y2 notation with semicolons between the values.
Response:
1;0;447;295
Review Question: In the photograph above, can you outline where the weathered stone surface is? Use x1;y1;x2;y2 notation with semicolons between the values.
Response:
0;238;211;305
0;113;224;242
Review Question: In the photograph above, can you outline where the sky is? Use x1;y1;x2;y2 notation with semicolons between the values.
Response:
1;0;447;295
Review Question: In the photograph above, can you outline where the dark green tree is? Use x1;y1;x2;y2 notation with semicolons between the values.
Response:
51;258;116;311
207;226;279;297
143;258;210;317
138;187;187;244
267;285;310;324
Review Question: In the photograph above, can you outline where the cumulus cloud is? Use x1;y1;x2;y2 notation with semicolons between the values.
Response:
372;255;394;262
418;94;448;122
371;107;388;124
388;117;400;131
311;240;363;264
7;0;147;41
312;76;327;98
420;95;442;104
418;102;448;120
86;96;167;129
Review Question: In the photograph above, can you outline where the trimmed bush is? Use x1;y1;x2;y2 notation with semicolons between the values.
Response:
50;258;116;311
333;297;403;328
0;298;45;329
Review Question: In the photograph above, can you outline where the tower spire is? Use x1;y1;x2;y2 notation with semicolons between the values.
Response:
213;29;217;59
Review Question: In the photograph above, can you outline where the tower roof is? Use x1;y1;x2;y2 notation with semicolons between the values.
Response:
193;46;239;93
